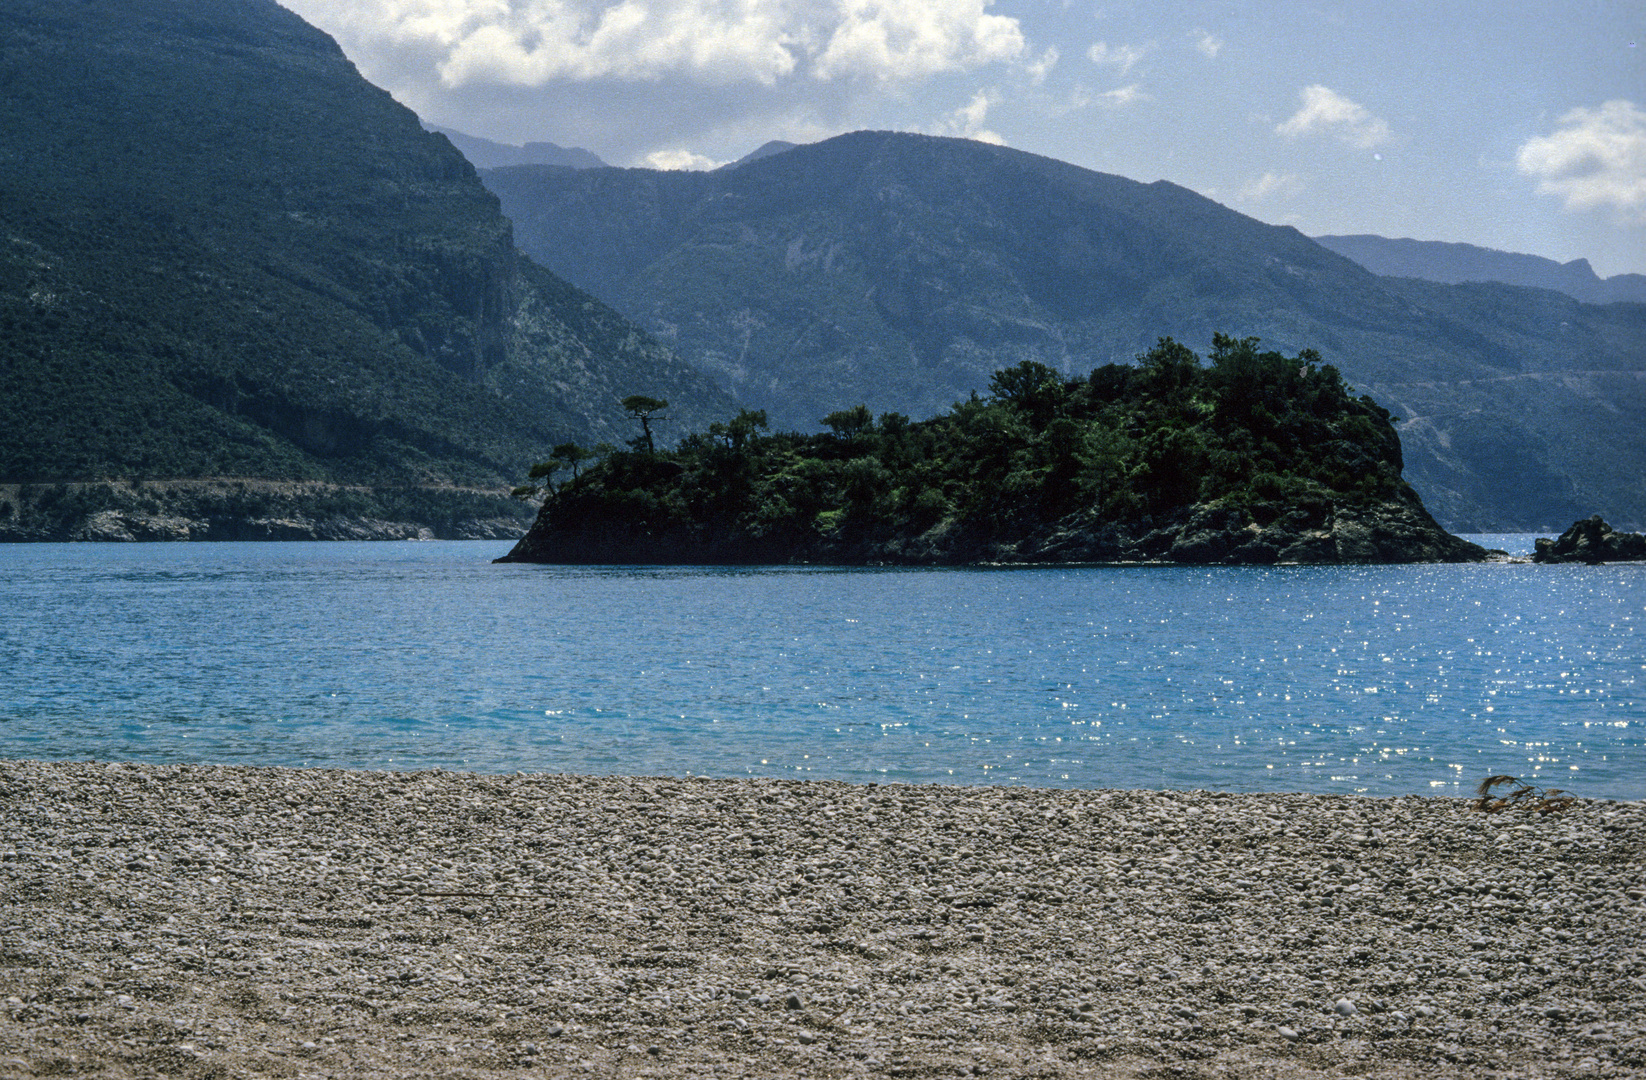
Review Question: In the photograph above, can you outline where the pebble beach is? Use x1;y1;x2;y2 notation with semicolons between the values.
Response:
1;759;1642;1079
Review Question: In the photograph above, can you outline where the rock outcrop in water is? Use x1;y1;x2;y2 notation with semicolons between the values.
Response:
500;339;1487;566
1533;515;1646;563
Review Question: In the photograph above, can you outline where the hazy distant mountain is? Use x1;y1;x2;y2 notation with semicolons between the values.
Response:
0;0;731;539
1315;234;1646;306
424;124;607;170
481;131;1646;531
721;141;800;170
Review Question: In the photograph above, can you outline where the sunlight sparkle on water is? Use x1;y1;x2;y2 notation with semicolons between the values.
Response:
0;543;1640;798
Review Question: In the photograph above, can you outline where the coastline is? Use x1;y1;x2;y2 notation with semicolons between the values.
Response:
2;760;1641;1078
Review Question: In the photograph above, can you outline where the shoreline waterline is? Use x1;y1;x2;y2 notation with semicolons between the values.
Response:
2;752;1625;803
3;758;1641;1078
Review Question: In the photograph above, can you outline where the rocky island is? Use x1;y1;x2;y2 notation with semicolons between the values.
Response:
499;337;1486;566
1533;516;1646;563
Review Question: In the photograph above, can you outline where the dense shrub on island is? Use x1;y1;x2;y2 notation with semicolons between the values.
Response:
497;336;1486;566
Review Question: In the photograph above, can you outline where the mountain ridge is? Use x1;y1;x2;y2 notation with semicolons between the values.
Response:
721;140;801;170
1314;234;1646;306
424;124;607;170
481;131;1646;532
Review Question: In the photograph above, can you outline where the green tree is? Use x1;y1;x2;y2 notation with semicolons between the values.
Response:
708;408;769;452
1136;337;1202;402
621;395;669;453
989;359;1063;403
822;404;874;439
550;442;595;480
990;360;1070;430
513;443;596;502
512;459;563;501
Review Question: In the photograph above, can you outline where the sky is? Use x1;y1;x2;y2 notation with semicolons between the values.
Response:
278;0;1646;277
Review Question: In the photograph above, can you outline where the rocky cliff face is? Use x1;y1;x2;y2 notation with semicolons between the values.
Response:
983;494;1485;566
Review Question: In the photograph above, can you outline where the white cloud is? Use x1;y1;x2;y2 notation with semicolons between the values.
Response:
1516;100;1646;221
293;0;1028;87
438;2;799;85
934;88;1004;144
813;0;1025;82
1060;82;1145;113
1094;83;1146;110
1275;85;1392;149
1189;28;1222;58
1239;171;1304;203
1086;40;1148;76
643;147;728;170
1022;45;1058;86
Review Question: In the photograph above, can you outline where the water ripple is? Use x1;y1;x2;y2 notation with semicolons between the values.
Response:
1;542;1640;798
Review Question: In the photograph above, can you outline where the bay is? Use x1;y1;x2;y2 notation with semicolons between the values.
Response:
0;539;1639;798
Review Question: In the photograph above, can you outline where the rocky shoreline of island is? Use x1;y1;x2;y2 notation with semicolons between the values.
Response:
1533;516;1646;564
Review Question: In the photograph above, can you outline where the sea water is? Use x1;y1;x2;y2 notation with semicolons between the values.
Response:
1;540;1639;799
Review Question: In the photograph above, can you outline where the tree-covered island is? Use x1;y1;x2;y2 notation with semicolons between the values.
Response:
497;336;1487;565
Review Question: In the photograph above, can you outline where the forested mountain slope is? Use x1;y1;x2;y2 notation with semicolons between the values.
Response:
485;131;1646;532
0;0;732;540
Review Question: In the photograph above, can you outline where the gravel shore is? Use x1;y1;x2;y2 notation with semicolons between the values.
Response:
2;760;1641;1079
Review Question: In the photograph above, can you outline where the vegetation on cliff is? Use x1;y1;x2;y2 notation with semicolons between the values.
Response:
0;0;732;536
499;336;1484;566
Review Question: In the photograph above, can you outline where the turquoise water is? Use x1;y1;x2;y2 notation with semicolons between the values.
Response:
1;540;1640;798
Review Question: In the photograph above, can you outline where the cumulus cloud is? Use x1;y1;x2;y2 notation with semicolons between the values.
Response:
1190;28;1222;58
1275;85;1392;149
293;0;1025;88
1058;82;1145;113
643;147;729;170
933;87;1004;144
438;2;798;85
1022;45;1058;86
813;0;1025;82
1086;40;1148;76
1516;100;1646;220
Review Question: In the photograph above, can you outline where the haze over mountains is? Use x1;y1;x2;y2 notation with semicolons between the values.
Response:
1313;235;1646;307
480;133;1646;532
422;125;607;171
0;0;731;538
